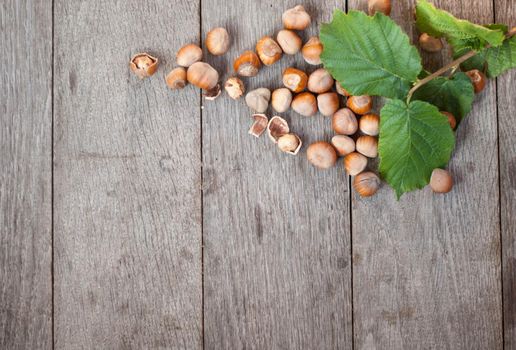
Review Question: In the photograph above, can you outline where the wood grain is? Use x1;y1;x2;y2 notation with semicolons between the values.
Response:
347;0;503;349
0;0;53;349
53;1;202;348
496;0;516;348
201;1;352;349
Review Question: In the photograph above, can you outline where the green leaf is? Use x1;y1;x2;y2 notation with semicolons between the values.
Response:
416;0;505;50
457;36;516;77
320;10;422;99
412;72;474;121
379;99;455;199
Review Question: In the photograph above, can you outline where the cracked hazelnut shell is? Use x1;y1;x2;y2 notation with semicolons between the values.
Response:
249;114;268;137
267;116;290;143
130;53;158;79
224;77;245;99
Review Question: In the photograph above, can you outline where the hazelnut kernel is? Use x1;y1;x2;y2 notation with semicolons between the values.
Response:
430;168;453;193
278;133;302;155
245;88;271;113
224;77;245;100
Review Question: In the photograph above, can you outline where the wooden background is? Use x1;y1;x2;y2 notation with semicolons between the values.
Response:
1;0;514;349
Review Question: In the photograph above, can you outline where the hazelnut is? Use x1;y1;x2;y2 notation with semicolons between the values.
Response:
335;82;351;96
344;152;368;176
130;53;158;79
256;36;283;65
331;135;355;157
282;5;311;30
187;62;219;90
276;29;302;55
249;114;268;138
307;68;334;93
271;88;293;113
206;27;230;55
368;0;391;16
292;92;317;117
203;83;221;100
354;172;380;197
466;69;486;94
440;111;457;130
356;135;378;158
283;67;308;92
176;44;203;67
419;33;443;53
224;77;245;100
302;37;323;65
307;141;338;169
234;51;261;77
430;168;453;193
332;108;358;135
278;133;302;155
245;88;271;113
317;92;340;117
267;116;290;143
347;95;373;115
165;67;187;89
359;114;380;136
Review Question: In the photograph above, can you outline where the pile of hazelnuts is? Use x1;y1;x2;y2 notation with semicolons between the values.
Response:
129;0;487;197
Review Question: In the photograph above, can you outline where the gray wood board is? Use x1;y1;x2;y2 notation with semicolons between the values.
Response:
496;0;516;349
201;0;353;348
0;0;53;349
53;1;202;348
347;0;504;349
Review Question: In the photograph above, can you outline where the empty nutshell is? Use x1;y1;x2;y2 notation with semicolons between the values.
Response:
248;114;269;137
130;53;158;79
245;88;271;113
267;116;290;143
203;83;221;100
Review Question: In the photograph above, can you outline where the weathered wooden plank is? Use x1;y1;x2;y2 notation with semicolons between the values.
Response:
496;0;516;348
0;0;53;349
348;0;503;348
53;1;202;348
202;1;352;348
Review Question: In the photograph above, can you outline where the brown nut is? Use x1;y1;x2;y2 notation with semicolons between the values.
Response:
276;29;302;55
283;67;308;92
256;36;283;65
302;37;323;65
332;108;358;135
130;53;158;79
187;62;219;90
354;172;380;197
344;152;368;176
331;135;355;157
271;88;293;113
430;168;453;193
347;95;373;115
245;88;271;113
292;92;317;117
335;81;351;97
466;69;486;94
249;114;268;137
419;33;443;53
356;135;378;158
224;77;245;100
359;113;380;136
206;27;230;55
176;44;203;67
203;83;221;100
278;133;302;155
282;5;311;30
307;68;334;93
440;111;457;130
317;92;340;117
368;0;391;16
234;50;261;77
165;67;187;89
307;141;338;169
267;116;290;143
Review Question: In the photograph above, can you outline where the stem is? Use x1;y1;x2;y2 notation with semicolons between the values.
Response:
407;50;478;103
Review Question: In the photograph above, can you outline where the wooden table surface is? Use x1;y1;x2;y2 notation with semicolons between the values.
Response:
1;0;514;349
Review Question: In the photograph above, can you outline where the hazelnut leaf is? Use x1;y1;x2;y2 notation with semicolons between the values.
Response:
379;99;455;199
411;72;474;121
415;0;505;50
320;10;422;100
